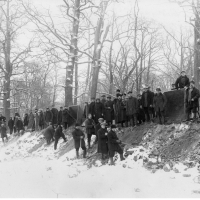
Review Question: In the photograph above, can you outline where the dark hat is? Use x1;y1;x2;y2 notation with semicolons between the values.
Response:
116;89;120;92
181;70;186;74
190;80;195;84
98;118;104;122
127;91;132;94
111;125;117;129
107;96;111;99
101;95;106;97
156;88;161;91
75;122;80;127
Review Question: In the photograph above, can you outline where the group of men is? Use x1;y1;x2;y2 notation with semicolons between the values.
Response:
84;87;167;127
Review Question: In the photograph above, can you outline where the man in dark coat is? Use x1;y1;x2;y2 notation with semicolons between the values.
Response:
137;94;145;124
72;123;86;159
126;91;138;127
8;117;14;135
38;110;45;130
58;107;63;125
148;86;156;118
94;98;104;123
89;98;96;120
104;96;113;125
62;106;74;130
185;80;200;121
0;113;6;125
114;94;126;126
51;105;58;127
1;123;8;143
83;102;89;119
153;88;167;124
54;125;67;150
28;110;35;131
16;117;24;136
175;70;190;89
45;108;53;126
107;125;125;165
23;113;29;130
101;95;106;106
95;118;104;144
85;113;96;148
43;124;55;145
141;85;154;123
97;122;108;160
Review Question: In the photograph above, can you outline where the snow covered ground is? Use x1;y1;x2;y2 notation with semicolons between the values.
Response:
1;131;200;198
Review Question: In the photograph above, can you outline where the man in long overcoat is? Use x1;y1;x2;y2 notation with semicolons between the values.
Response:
43;124;55;145
8;117;14;135
72;123;86;159
104;96;113;125
51;105;58;127
153;88;167;124
28;110;35;131
45;108;53;127
89;98;96;120
97;122;108;160
58;107;63;125
94;98;104;123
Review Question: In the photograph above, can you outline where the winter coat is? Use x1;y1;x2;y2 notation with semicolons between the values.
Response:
0;115;6;124
34;112;39;131
104;100;114;122
83;104;89;119
153;93;167;112
97;128;108;154
16;120;24;131
43;125;55;141
94;102;104;122
107;130;123;157
185;87;200;108
141;91;153;108
8;119;14;129
51;108;58;125
88;102;95;118
95;123;101;135
27;112;35;130
175;75;190;89
54;126;63;139
62;109;72;123
125;96;138;116
45;110;53;123
114;99;126;123
137;99;145;120
85;118;95;135
38;112;45;127
23;115;29;126
1;126;7;138
72;128;85;149
58;110;63;125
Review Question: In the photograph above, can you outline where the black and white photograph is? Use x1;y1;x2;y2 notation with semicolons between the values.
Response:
0;0;200;198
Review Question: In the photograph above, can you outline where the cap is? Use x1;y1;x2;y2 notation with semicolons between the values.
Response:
181;70;186;74
101;95;106;97
98;118;104;122
116;89;120;92
190;80;195;84
107;96;111;99
127;91;132;94
75;122;80;127
111;125;117;129
156;88;161;91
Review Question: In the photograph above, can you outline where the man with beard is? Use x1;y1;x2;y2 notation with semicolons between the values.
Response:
141;85;154;123
44;108;53;127
175;70;190;89
85;113;96;148
153;88;167;125
104;96;113;125
107;125;125;165
94;98;104;124
185;81;200;122
51;105;59;128
97;122;108;160
126;91;138;127
72;123;87;159
58;107;63;125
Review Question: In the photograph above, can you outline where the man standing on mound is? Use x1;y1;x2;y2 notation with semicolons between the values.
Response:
107;125;125;165
72;123;87;159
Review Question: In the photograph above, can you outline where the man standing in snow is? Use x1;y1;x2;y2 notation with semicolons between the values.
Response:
94;98;104;123
58;107;63;125
16;117;25;136
97;122;108;160
107;125;125;165
72;123;86;159
51;105;58;128
1;123;8;143
175;70;190;90
185;81;200;121
8;117;14;135
153;88;167;124
44;108;53;127
104;96;113;125
54;125;67;150
88;98;96;120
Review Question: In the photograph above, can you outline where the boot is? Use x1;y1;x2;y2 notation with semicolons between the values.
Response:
83;149;87;158
120;154;125;161
76;150;79;159
110;157;114;165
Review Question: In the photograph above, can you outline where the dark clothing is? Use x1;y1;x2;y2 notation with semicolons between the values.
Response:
45;110;53;124
51;108;58;125
58;110;63;125
153;93;167;112
28;112;35;130
43;125;55;144
107;130;123;157
126;96;138;115
38;112;45;129
89;102;95;119
141;91;153;108
97;128;108;154
175;75;190;89
83;104;89;119
24;115;29;127
62;109;73;127
94;102;104;123
0;126;7;138
114;99;126;124
16;120;24;132
72;128;86;150
8;119;14;134
137;99;145;124
104;100;114;123
54;126;66;150
0;115;6;126
85;118;95;146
